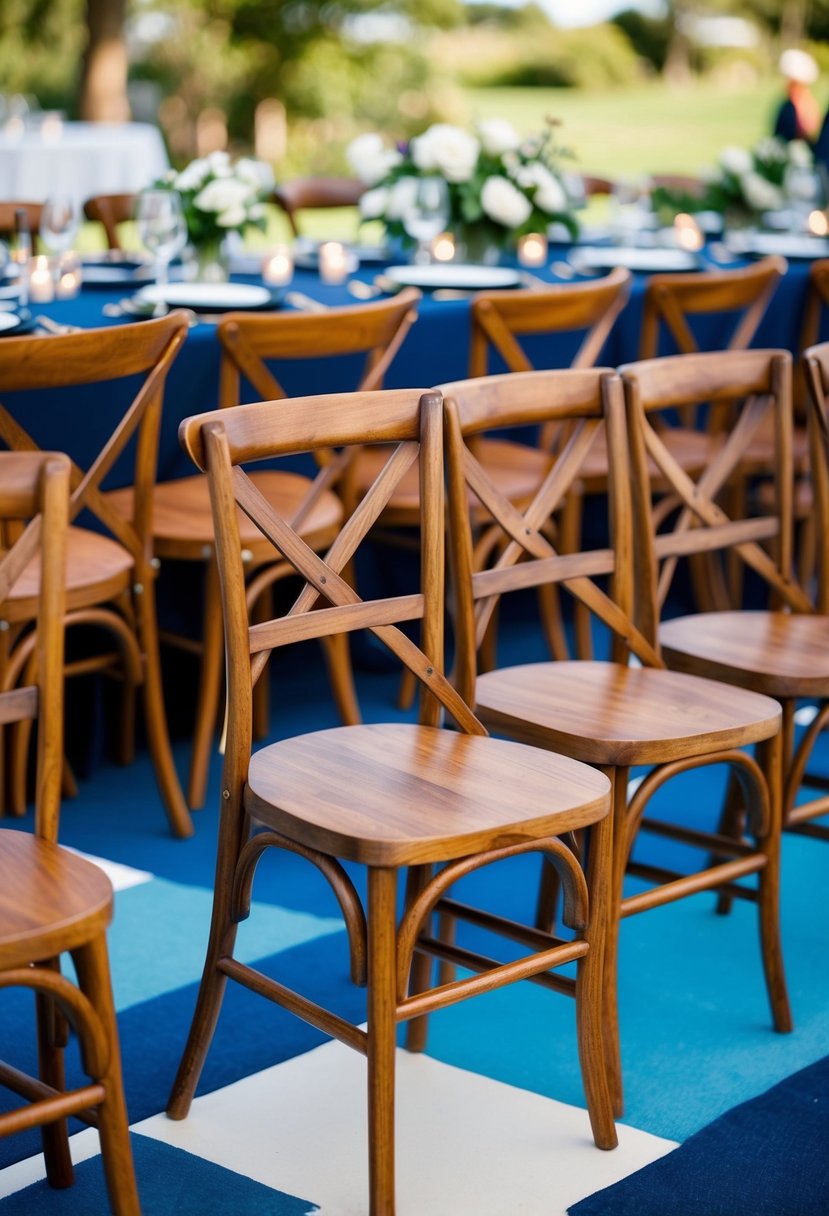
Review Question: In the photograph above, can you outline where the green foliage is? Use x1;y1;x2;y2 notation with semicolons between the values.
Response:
0;0;84;110
611;9;670;73
460;23;642;90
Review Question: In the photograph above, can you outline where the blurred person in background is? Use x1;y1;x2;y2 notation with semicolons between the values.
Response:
774;48;821;143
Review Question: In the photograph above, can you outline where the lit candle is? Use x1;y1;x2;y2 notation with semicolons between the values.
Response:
318;241;349;285
517;232;548;268
262;245;294;286
808;209;829;237
28;256;54;303
56;254;82;299
430;231;456;263
673;212;704;252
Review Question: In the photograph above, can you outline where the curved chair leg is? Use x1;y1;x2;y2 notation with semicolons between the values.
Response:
72;935;141;1216
403;865;433;1054
576;811;617;1151
367;867;397;1216
36;982;73;1188
756;735;793;1034
713;771;745;916
132;575;194;839
603;767;627;1119
187;559;224;811
534;855;562;934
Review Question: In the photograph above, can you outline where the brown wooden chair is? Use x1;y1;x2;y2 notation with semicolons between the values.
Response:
0;201;44;252
0;315;193;838
441;366;790;1118
106;291;420;810
166;385;618;1214
0;450;139;1213
623;347;829;849
272;177;366;238
83;194;136;251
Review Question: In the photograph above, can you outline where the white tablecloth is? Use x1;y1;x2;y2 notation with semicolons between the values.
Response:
0;121;169;205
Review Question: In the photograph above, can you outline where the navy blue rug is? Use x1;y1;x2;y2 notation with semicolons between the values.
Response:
570;1054;829;1216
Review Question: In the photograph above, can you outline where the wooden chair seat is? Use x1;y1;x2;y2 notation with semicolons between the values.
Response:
245;722;609;866
475;660;781;768
106;470;343;554
5;526;132;620
0;830;112;967
575;425;716;489
660;612;829;698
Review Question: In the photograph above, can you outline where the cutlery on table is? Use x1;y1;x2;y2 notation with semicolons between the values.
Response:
34;315;83;335
284;291;329;313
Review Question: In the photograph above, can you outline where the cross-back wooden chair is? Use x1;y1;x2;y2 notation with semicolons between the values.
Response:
441;366;790;1118
0;314;193;837
272;177;366;238
623;347;829;853
166;385;617;1214
82;194;136;251
106;291;420;810
0;450;139;1214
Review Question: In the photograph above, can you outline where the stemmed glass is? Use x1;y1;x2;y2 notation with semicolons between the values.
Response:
401;176;450;265
784;163;827;232
39;195;78;257
135;190;188;285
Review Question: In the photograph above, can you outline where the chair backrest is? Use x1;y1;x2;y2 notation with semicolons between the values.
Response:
0;451;69;839
0;201;44;247
800;339;829;611
440;368;662;706
272;177;366;238
178;388;485;782
0;314;188;569
620;348;811;640
638;256;786;361
83;193;136;251
469;268;631;380
216;289;420;407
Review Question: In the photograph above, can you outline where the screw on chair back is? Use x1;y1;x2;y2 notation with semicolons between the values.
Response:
271;177;366;238
83;193;136;251
0;450;141;1214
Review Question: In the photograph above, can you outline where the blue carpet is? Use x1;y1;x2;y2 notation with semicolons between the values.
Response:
570;1054;829;1216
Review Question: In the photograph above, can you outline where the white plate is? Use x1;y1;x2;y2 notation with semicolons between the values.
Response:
0;312;21;332
570;246;699;273
134;282;275;310
723;231;829;259
384;264;522;290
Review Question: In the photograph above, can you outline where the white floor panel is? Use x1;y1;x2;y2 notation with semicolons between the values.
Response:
136;1039;678;1216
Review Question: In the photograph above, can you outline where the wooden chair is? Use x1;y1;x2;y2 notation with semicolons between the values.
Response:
623;347;829;849
166;385;618;1214
272;177;366;238
0;315;193;838
83;194;136;251
0;201;44;249
106;291;420;810
0;450;139;1214
441;366;791;1117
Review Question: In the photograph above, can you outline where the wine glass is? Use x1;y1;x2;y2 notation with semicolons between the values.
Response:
401;176;450;265
39;194;78;257
135;190;188;284
784;163;827;232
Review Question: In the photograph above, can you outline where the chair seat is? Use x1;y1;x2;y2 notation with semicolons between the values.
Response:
244;722;611;866
106;472;343;559
0;830;112;969
474;660;781;767
5;526;132;622
660;611;829;699
578;426;717;489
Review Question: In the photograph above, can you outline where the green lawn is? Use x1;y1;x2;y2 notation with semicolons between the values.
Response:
461;80;829;178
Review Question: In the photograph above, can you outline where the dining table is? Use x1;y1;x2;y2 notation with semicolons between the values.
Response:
3;235;824;490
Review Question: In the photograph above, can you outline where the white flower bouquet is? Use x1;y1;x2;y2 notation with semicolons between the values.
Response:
653;137;815;221
153;151;275;250
347;118;578;255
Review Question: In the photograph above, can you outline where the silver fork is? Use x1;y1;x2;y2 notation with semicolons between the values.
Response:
35;315;83;335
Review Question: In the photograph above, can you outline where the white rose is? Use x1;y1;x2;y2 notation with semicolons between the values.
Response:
740;171;783;212
412;124;479;183
478;118;520;157
789;139;813;169
359;186;390;220
385;177;418;220
216;205;248;228
235;156;274;194
480;175;532;228
719;147;752;176
513;163;567;213
194;177;252;213
175;157;210;191
346;133;401;185
207;150;232;177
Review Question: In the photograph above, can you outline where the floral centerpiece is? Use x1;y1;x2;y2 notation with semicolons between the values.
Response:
652;137;815;224
347;117;578;261
151;151;275;278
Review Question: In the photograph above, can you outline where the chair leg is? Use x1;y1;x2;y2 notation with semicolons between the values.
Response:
713;771;745;917
132;575;194;838
35;985;73;1188
403;866;432;1054
603;766;628;1119
534;855;561;934
187;559;224;811
320;634;362;726
575;812;618;1151
367;867;398;1216
72;935;141;1216
756;735;793;1034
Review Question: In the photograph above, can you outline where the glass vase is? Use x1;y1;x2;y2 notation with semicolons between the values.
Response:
193;237;229;283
